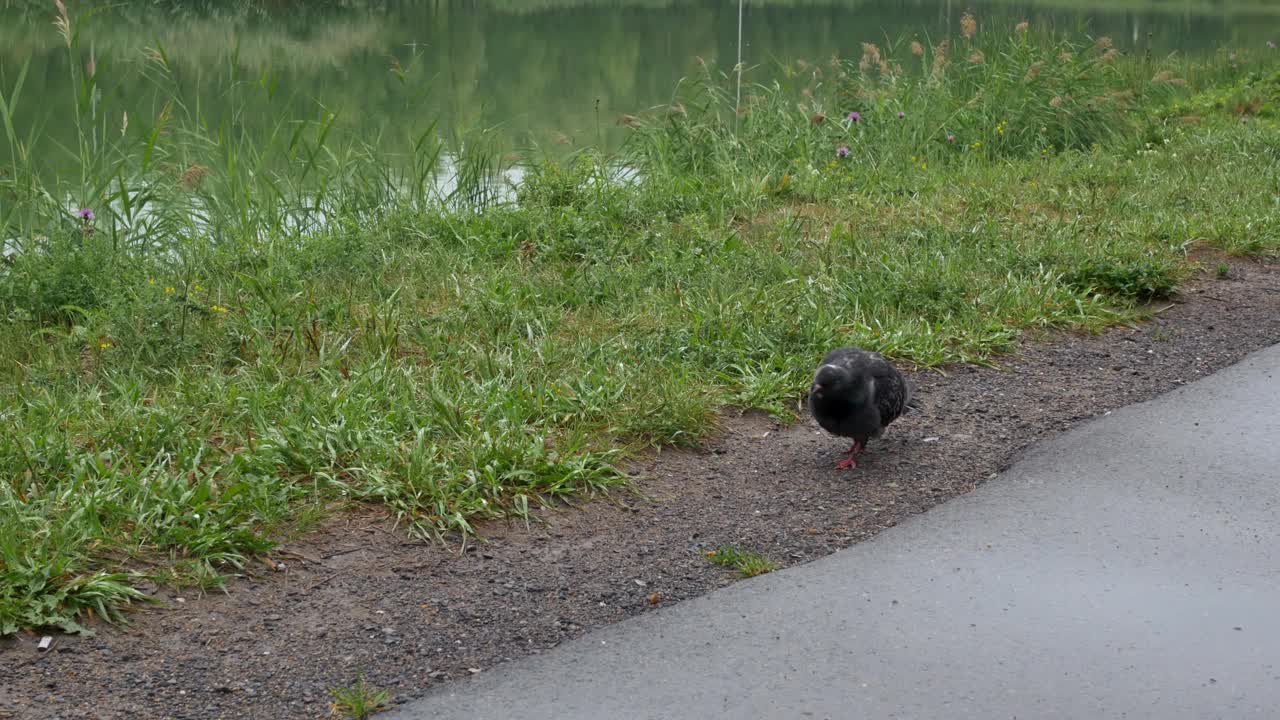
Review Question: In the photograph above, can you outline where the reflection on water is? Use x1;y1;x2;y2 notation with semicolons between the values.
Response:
0;153;531;259
2;0;1278;175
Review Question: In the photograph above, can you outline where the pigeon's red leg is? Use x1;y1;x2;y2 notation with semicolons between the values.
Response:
835;440;863;470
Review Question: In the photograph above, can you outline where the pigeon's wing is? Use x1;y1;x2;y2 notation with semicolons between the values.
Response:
867;355;912;427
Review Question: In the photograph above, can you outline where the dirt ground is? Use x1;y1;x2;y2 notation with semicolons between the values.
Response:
3;256;1279;720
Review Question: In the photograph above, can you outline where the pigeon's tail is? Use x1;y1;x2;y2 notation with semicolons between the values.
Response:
902;383;923;415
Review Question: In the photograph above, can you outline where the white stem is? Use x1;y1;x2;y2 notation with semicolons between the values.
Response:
735;0;744;131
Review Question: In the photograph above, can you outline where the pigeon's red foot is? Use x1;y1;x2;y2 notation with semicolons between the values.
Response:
835;440;865;470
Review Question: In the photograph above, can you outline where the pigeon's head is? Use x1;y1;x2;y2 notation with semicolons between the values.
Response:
811;363;862;400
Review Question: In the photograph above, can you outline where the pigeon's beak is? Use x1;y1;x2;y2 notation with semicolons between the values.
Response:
812;383;824;394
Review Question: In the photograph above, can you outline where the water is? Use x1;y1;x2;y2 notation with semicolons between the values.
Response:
2;0;1278;175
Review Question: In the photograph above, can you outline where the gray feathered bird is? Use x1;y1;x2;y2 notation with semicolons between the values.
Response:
808;347;915;470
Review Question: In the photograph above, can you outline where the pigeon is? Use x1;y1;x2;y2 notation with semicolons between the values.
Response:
808;347;916;470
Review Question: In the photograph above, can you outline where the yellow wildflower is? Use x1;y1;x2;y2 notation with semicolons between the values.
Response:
164;286;175;295
99;341;113;349
210;305;229;314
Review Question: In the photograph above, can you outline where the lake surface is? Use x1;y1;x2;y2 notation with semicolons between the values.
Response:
3;0;1278;174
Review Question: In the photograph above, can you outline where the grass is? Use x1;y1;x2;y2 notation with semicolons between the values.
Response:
705;546;777;578
1;10;1279;635
328;671;391;720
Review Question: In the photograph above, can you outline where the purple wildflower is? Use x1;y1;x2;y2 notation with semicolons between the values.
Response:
836;146;851;158
946;134;957;144
897;111;905;119
78;208;95;222
847;112;861;123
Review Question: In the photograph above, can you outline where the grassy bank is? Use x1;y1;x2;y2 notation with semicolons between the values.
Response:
2;12;1278;634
